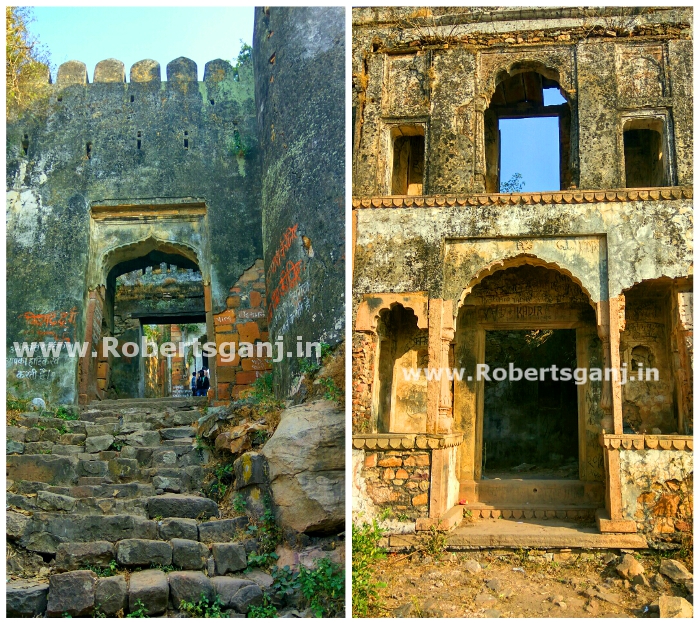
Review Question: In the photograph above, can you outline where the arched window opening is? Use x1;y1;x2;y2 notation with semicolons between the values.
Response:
485;66;572;193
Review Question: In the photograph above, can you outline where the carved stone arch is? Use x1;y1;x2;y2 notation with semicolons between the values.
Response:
98;236;201;286
355;292;429;333
478;54;576;105
456;253;596;314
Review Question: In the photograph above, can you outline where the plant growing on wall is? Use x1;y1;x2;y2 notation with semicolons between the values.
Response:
6;7;51;118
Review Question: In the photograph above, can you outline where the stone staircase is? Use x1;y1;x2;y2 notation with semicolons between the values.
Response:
459;479;605;521
5;397;277;617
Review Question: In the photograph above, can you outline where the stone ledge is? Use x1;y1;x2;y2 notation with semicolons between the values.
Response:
352;187;692;209
600;434;693;452
352;432;464;451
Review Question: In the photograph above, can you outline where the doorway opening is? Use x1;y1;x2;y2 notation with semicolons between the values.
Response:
93;250;206;400
482;328;579;479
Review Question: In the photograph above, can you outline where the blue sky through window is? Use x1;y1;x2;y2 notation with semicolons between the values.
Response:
32;7;254;82
499;117;561;192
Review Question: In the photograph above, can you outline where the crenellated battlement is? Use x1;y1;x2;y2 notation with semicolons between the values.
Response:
42;56;248;87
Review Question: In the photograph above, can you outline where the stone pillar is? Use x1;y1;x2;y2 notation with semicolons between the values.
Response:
596;299;623;434
79;288;105;404
427;299;454;434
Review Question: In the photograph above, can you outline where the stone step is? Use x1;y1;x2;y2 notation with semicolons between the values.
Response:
83;396;207;412
461;504;598;521
7;512;249;553
462;479;605;507
9;460;204;490
7;566;268;617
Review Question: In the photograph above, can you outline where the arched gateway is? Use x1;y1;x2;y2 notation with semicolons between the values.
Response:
454;262;605;516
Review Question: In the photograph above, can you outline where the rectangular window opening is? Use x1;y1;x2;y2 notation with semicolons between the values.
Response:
623;119;665;188
390;126;425;195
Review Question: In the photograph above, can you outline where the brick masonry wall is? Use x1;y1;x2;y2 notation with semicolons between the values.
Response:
352;331;376;432
362;450;431;519
213;260;271;403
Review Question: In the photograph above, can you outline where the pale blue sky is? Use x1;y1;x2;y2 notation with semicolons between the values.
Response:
499;87;566;192
31;6;254;82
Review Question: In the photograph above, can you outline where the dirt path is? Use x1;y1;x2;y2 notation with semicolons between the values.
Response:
373;548;692;618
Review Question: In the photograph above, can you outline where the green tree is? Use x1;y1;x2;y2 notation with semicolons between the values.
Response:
500;172;525;193
6;7;51;118
233;39;252;81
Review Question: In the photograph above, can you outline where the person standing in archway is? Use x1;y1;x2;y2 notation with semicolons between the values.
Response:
191;372;197;397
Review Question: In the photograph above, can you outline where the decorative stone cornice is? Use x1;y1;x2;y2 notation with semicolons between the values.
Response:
600;433;693;452
352;187;692;209
353;432;464;450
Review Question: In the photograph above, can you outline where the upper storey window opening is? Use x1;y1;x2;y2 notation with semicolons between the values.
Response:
623;118;667;188
485;65;573;193
390;125;425;196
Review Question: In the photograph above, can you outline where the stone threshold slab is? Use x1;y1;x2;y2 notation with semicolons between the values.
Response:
388;518;648;550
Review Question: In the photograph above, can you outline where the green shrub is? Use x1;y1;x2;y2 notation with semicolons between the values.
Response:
248;595;277;618
352;519;386;617
298;557;344;617
179;594;225;618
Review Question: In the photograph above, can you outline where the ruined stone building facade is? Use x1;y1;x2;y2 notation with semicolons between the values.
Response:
352;7;692;542
7;7;345;405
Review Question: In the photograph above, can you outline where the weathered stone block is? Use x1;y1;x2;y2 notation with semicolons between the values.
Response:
233;452;268;489
160;427;195;440
7;440;24;454
57;60;88;85
659;595;693;618
108;458;139;480
55;541;115;571
198;517;248;543
167;57;197;82
147;494;218;520
261;401;344;533
130;59;160;83
6;580;49;617
7;510;30;540
153;475;181;492
46;570;97;617
94;59;125;83
129;570;169;616
168;571;215;609
117;539;172;567
660;559;693;582
7;455;78;486
212;543;247;574
229;583;263;614
37;490;76;512
171;538;209;570
86;435;114;454
125;431;161;447
78;459;109;477
158;517;199;541
95;575;128;616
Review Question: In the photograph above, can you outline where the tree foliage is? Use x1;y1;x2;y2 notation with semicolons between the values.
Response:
500;172;525;193
232;39;252;81
6;6;50;118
